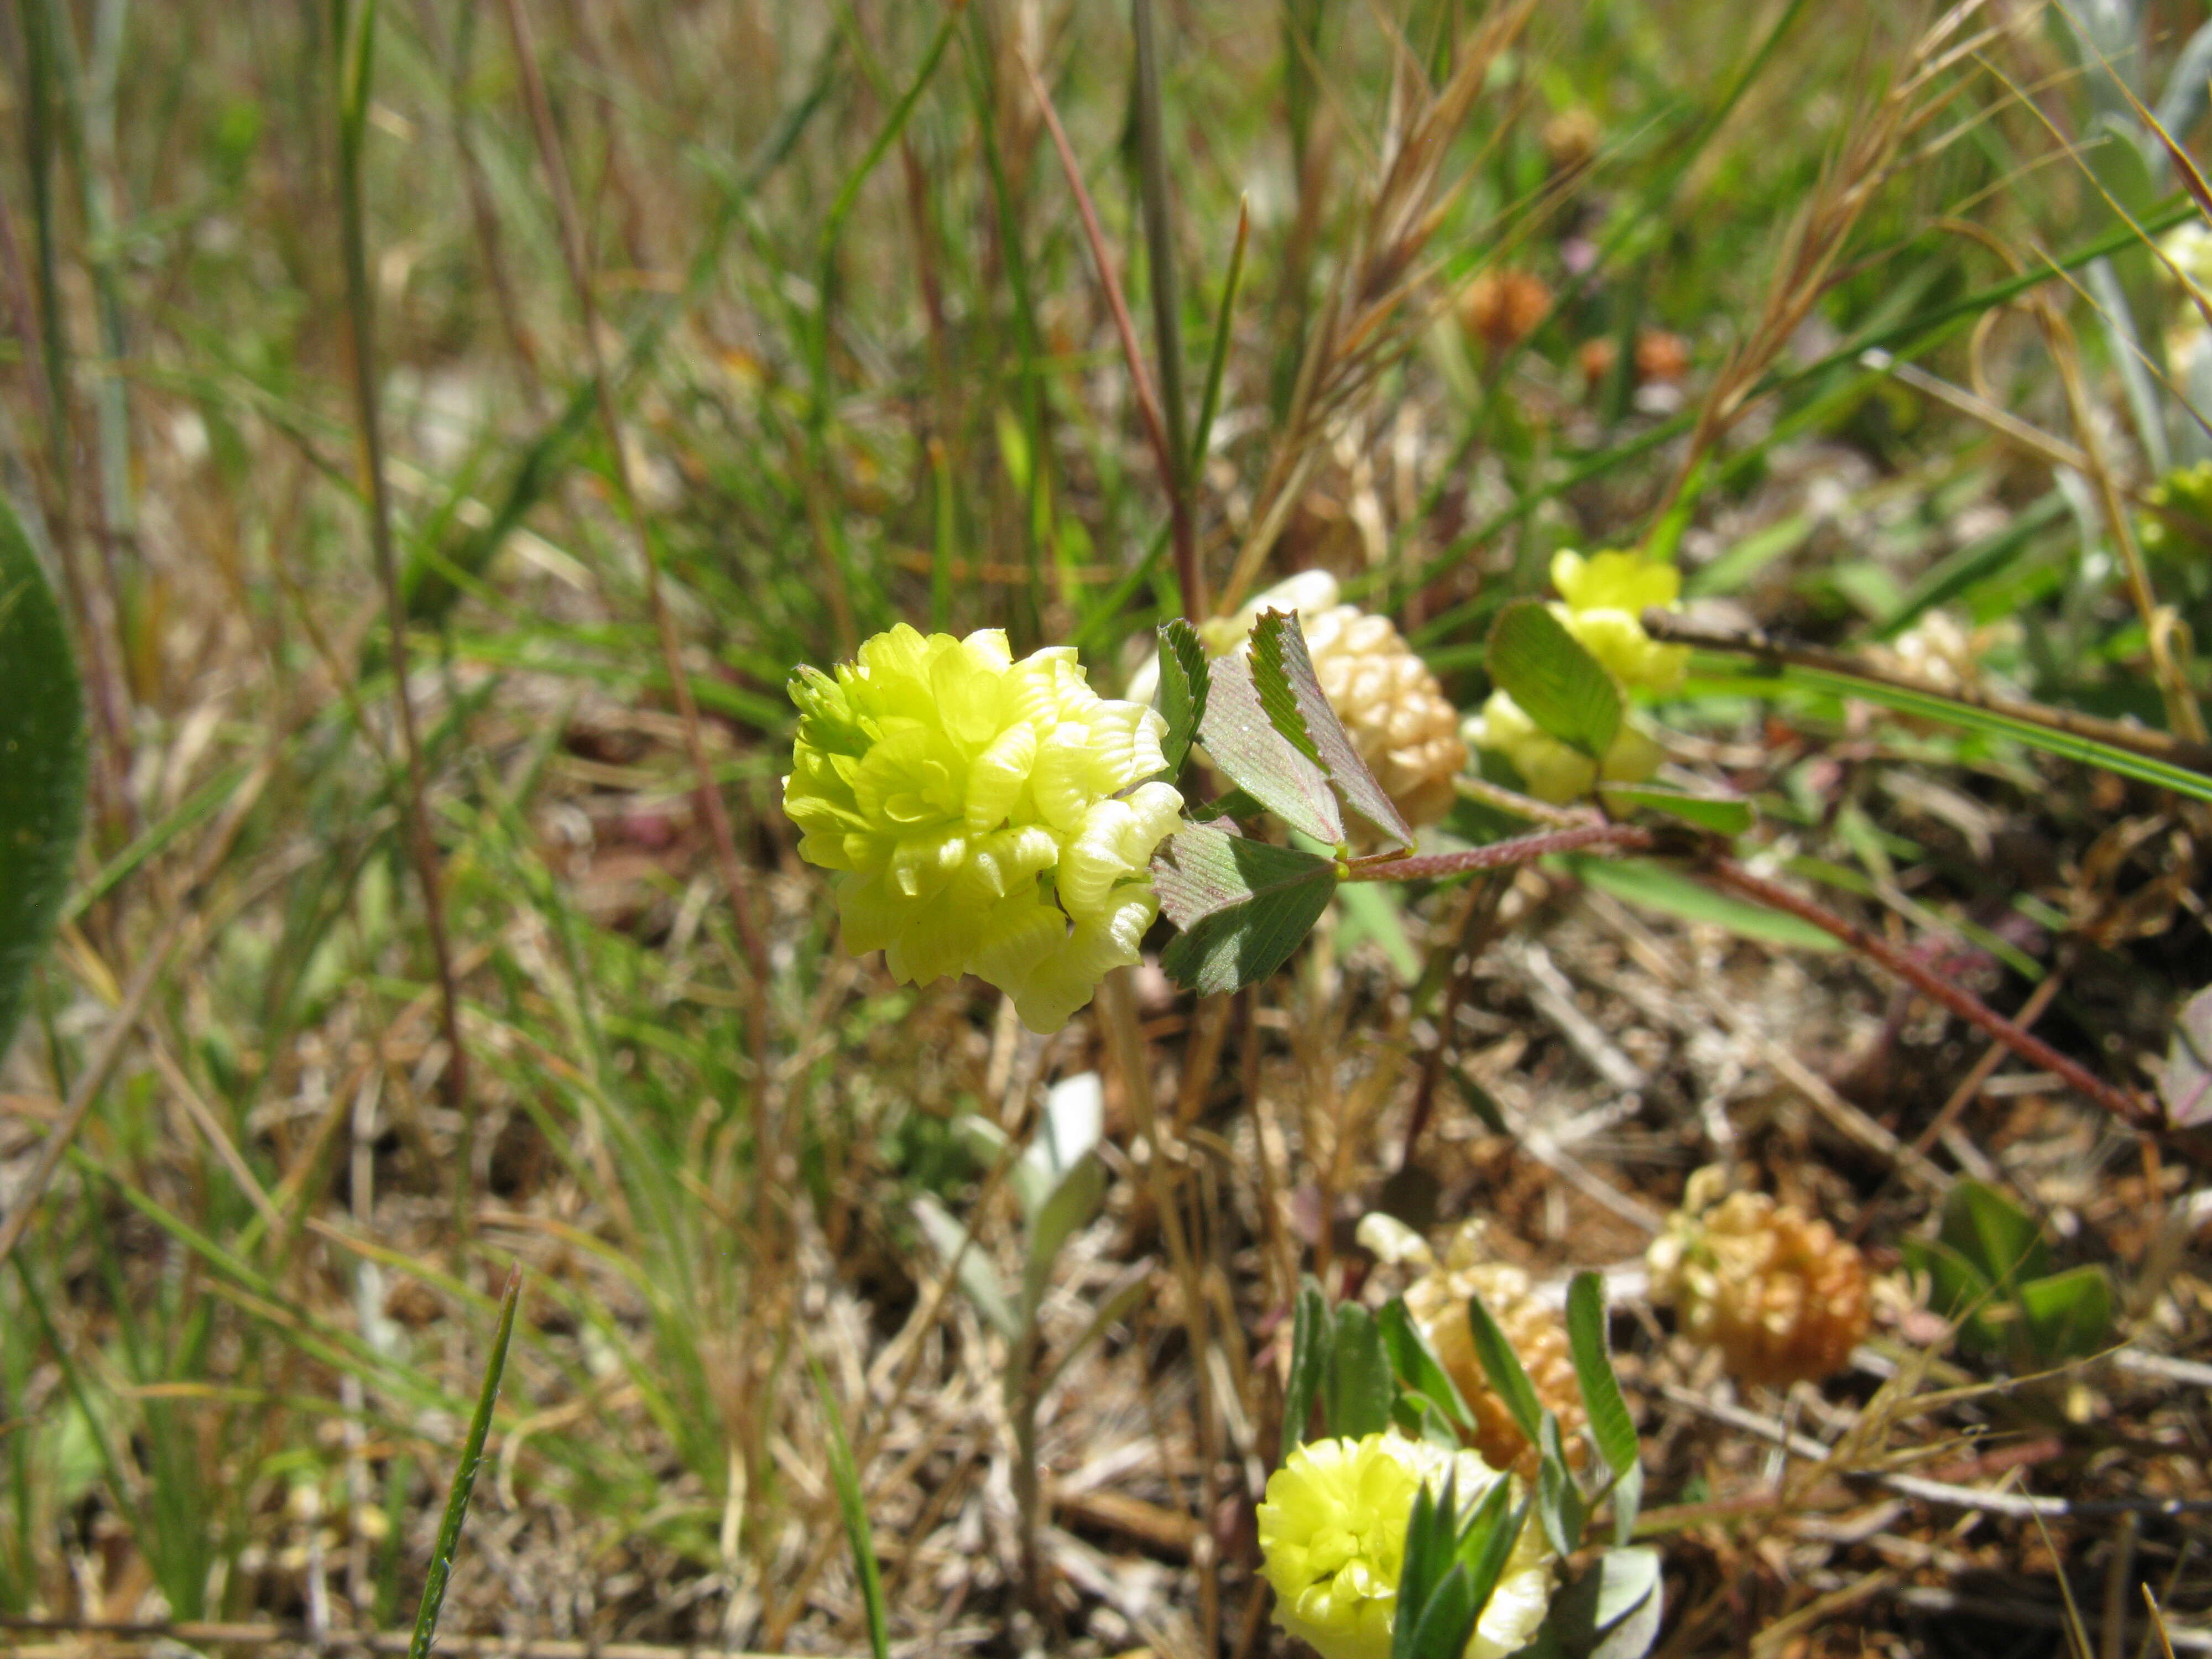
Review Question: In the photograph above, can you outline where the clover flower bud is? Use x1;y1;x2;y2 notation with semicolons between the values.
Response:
1258;1433;1558;1659
782;625;1182;1032
1548;549;1689;696
1462;691;1661;805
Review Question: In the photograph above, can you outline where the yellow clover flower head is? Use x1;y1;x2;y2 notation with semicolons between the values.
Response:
1462;691;1662;806
1258;1433;1557;1659
1547;549;1689;696
783;625;1182;1033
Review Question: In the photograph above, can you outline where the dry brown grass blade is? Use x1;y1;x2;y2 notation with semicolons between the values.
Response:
1656;3;1993;521
0;1620;854;1659
1966;41;2210;739
0;755;269;1276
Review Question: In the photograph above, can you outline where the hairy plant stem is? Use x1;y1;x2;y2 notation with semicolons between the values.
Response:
1340;821;1655;881
1705;858;2146;1126
333;0;474;1224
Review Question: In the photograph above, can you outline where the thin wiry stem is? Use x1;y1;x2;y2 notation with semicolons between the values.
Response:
1340;821;1654;881
1705;857;2147;1126
1131;0;1202;620
333;0;474;1196
494;0;774;1068
1017;44;1201;624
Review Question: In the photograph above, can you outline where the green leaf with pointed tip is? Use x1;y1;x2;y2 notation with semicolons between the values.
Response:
1901;1234;2008;1354
1487;600;1621;760
1379;1297;1476;1431
1284;1276;1333;1457
1154;827;1337;994
1465;1292;1545;1448
1324;1304;1394;1440
2017;1265;2113;1361
1394;1482;1455;1659
0;493;87;1066
1402;1567;1477;1659
1155;618;1209;777
1939;1180;2051;1289
1250;608;1413;848
1566;1274;1640;1490
1536;1410;1587;1557
1451;1481;1522;1629
1197;651;1344;844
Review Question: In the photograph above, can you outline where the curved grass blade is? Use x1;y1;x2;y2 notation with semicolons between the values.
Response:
408;1265;523;1659
808;1352;890;1659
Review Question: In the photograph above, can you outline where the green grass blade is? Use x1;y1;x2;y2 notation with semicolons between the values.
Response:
1191;200;1250;472
0;490;88;1065
807;1353;890;1659
1133;0;1189;488
1757;661;2212;804
408;1264;522;1659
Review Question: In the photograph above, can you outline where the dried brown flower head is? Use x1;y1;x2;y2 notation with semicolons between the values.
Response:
1460;270;1554;354
1633;328;1691;384
1397;1220;1585;1473
1647;1168;1869;1387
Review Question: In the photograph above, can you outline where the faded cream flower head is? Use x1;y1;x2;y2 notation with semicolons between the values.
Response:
1258;1433;1557;1659
782;625;1182;1032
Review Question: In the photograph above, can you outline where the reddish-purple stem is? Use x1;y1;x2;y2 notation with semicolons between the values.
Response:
1016;50;1201;624
1708;858;2147;1125
1342;821;1655;882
